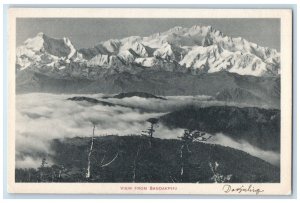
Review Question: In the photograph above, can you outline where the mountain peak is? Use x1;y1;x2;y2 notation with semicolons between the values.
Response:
16;24;280;77
191;25;201;30
191;24;210;30
16;33;78;71
37;32;45;37
23;33;45;51
165;26;184;34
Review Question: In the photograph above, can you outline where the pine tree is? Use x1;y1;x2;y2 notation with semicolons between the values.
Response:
141;118;159;148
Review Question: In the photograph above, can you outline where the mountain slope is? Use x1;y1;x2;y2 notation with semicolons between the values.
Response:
16;33;81;71
15;135;280;183
159;106;280;152
16;70;280;108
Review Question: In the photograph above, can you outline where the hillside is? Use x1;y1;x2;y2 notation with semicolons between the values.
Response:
215;87;265;104
15;135;280;183
159;106;280;152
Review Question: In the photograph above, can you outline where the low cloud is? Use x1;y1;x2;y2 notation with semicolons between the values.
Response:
102;95;260;113
16;156;44;169
15;93;279;168
16;93;172;168
206;133;280;166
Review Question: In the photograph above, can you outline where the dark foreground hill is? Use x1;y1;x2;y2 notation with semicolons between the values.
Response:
15;135;279;183
160;106;280;152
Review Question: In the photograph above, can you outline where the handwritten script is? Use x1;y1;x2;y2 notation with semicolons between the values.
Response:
222;184;264;195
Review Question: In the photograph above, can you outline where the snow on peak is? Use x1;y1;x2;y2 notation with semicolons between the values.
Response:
16;25;280;77
16;33;78;70
134;57;158;67
23;33;45;51
118;50;136;63
190;25;212;33
87;54;110;67
37;32;44;36
153;43;175;60
102;39;121;53
63;37;76;59
191;25;201;30
167;26;183;33
121;36;142;42
119;40;149;58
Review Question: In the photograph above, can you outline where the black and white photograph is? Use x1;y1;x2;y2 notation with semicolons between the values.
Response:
7;8;292;195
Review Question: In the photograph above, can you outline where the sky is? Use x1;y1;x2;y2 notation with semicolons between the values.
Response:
16;18;280;50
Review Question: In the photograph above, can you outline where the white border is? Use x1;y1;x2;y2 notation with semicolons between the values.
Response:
7;8;292;195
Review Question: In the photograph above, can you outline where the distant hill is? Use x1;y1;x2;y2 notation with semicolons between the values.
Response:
215;87;265;105
16;70;280;108
111;92;167;100
67;96;117;106
15;135;279;183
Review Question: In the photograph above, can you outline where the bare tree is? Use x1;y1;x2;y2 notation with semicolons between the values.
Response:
178;129;212;182
132;145;141;182
86;124;96;179
86;123;119;180
178;129;212;143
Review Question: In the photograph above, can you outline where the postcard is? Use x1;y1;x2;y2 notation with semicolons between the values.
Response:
7;8;292;195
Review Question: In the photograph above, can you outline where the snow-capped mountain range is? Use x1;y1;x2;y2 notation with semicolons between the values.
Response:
16;25;280;77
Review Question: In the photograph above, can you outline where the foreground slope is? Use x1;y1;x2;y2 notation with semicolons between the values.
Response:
15;135;279;183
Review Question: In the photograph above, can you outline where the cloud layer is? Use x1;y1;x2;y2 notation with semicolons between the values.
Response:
16;93;172;168
15;93;279;168
206;133;280;166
